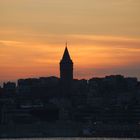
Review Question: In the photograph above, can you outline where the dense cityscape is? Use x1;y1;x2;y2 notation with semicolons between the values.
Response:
0;47;140;138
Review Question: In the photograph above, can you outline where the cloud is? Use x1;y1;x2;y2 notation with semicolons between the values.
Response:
75;63;140;80
0;40;23;47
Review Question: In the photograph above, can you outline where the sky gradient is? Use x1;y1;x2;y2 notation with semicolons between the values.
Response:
0;0;140;83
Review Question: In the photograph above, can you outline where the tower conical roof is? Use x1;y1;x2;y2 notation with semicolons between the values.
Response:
62;47;71;61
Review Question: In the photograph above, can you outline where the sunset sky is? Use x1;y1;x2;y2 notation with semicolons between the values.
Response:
0;0;140;84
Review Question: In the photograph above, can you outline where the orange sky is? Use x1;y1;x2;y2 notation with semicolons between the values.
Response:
0;0;140;83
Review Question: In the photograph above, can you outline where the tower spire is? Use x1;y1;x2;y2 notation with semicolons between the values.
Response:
62;45;71;61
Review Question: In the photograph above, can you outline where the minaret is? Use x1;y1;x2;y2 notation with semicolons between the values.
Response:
60;43;73;84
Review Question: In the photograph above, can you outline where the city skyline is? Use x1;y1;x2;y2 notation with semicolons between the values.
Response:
0;0;140;83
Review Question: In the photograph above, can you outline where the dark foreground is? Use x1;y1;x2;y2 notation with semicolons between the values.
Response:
1;121;140;138
1;75;140;138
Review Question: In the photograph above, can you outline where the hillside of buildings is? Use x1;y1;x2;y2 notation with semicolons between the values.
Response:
0;75;140;137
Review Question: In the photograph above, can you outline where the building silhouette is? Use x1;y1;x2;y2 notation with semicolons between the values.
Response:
60;44;73;84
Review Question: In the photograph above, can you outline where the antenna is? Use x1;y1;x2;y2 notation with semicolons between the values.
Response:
66;41;68;47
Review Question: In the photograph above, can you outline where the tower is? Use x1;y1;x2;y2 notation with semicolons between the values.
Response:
60;44;73;84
